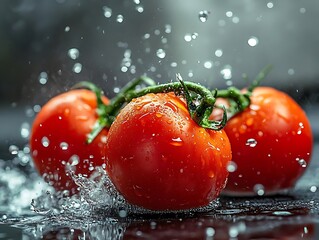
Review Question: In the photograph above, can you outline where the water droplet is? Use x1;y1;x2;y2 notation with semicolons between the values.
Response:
191;32;199;39
135;5;144;13
220;65;232;80
246;138;257;147
253;184;265;196
20;122;30;138
227;161;237;173
72;63;82;73
68;48;79;60
296;158;307;167
215;49;223;57
103;6;112;18
232;16;240;24
248;36;259;47
204;61;213;69
65;26;70;32
310;186;317;192
300;7;306;14
68;155;80;166
33;104;41;112
170;62;177;67
206;227;215;237
165;24;172;33
116;14;124;23
154;29;160;35
41;137;50;147
229;226;239;238
38;72;48;85
184;34;192;42
156;49;166;59
226;11;233;17
288;68;295;75
198;10;210;22
119;209;127;218
170;137;183;147
60;142;69;150
9;145;19;155
267;2;274;9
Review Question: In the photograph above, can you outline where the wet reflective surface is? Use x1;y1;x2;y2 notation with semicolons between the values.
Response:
0;141;318;239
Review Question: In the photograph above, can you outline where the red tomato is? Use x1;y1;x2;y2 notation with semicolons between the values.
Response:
105;92;232;211
222;87;313;195
30;89;109;195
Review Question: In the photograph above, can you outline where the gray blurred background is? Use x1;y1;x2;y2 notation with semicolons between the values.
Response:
1;0;319;158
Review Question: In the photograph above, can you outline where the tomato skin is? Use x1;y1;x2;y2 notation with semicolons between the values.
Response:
30;89;109;194
105;92;232;211
222;87;313;195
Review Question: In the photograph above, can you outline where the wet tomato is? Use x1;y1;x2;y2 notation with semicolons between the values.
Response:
30;89;109;194
105;92;232;211
222;87;313;195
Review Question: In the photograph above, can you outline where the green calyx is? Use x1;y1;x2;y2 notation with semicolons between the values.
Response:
74;65;272;143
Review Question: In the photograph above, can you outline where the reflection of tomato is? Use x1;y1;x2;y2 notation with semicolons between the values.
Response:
30;89;109;194
221;87;313;195
123;217;314;239
105;92;232;211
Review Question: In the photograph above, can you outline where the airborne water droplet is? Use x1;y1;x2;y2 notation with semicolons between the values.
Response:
220;65;232;80
68;48;80;60
9;145;19;155
253;184;265;196
116;14;124;23
204;61;213;69
227;161;237;173
156;49;166;59
20;122;30;138
248;36;259;47
72;63;82;73
198;10;210;22
184;34;192;42
103;6;112;18
38;72;48;85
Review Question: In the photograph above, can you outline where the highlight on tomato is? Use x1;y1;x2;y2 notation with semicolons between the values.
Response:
30;89;109;195
105;90;232;211
219;86;313;196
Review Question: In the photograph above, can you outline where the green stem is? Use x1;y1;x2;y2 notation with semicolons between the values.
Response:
105;75;225;131
73;76;155;143
215;65;273;118
216;87;251;115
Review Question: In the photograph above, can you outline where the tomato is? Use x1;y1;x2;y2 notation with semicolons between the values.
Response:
30;89;109;195
221;87;313;195
105;92;232;211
